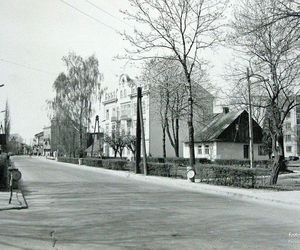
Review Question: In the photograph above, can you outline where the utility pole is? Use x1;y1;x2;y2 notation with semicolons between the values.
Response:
247;67;254;168
91;115;99;157
135;87;142;174
139;97;147;175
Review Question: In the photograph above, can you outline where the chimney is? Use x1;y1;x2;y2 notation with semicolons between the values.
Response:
223;107;229;114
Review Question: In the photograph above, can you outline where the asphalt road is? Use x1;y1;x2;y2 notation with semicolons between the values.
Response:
0;156;299;250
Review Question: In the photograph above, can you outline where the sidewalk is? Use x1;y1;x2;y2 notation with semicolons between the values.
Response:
0;189;28;211
22;157;300;211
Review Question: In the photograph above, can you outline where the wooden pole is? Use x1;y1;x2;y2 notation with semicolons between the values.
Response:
247;67;254;168
91;115;98;157
135;87;142;173
139;97;147;175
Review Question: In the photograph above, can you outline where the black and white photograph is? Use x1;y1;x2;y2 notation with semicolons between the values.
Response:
0;0;299;249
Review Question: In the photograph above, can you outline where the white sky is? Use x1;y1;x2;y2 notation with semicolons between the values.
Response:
0;0;233;144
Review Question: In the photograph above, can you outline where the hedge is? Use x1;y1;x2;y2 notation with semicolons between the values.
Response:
102;159;130;171
195;164;271;188
58;157;79;164
81;158;103;168
147;157;211;164
136;162;186;178
0;154;8;190
56;157;271;188
213;159;271;168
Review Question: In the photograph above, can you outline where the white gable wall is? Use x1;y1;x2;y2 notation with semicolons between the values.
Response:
183;142;269;161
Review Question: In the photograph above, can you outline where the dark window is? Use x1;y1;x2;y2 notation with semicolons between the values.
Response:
243;145;249;159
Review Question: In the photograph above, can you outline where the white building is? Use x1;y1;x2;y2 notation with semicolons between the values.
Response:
183;109;269;161
282;99;300;158
101;74;214;158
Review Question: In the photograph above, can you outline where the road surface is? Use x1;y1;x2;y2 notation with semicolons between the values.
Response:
0;156;299;250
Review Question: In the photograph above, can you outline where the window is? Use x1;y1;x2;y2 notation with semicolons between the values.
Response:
285;122;291;130
205;145;210;154
258;145;267;156
106;109;109;120
127;120;132;134
197;145;202;155
286;146;292;152
120;90;123;98
285;135;292;142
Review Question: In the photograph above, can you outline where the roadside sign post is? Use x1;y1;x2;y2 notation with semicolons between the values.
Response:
8;168;22;204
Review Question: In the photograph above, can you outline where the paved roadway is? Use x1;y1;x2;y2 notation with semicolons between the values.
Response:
0;156;299;250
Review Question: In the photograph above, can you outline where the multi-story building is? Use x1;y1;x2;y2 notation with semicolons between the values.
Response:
283;96;300;158
33;131;44;155
101;74;214;159
43;126;51;156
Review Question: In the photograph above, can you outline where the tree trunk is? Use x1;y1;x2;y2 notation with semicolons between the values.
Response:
162;126;166;158
175;118;179;157
269;133;286;185
277;132;287;171
187;87;195;180
270;155;285;185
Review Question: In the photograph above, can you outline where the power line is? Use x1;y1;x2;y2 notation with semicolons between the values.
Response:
85;0;131;27
0;58;54;75
59;0;119;33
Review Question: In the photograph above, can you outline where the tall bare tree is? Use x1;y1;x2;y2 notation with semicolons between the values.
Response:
121;0;226;174
231;0;300;184
141;58;212;157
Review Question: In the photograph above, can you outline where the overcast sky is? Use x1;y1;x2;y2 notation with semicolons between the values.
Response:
0;0;232;144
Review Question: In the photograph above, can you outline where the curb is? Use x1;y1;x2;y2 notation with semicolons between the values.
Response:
30;157;300;211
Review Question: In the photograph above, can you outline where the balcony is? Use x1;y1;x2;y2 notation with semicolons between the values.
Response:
120;114;132;120
111;115;117;122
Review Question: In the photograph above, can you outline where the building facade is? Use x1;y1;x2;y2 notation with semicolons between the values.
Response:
282;96;300;158
101;74;214;159
183;109;268;161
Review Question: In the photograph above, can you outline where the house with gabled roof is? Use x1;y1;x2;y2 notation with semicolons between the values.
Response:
183;108;269;161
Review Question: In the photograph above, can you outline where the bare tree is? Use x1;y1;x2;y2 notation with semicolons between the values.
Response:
231;0;300;184
141;58;213;157
124;135;137;159
261;0;300;26
104;122;126;158
140;58;189;157
121;0;227;176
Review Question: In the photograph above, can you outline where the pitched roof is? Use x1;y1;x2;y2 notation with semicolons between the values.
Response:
194;110;245;142
85;142;102;153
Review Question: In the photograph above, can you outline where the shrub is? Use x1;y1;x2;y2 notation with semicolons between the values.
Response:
81;158;103;168
134;162;186;178
102;159;129;171
195;164;271;188
57;157;79;164
147;157;165;163
144;162;173;177
0;154;8;190
213;159;271;168
147;157;211;165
